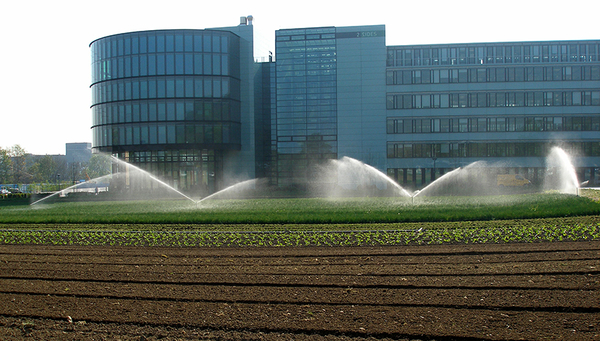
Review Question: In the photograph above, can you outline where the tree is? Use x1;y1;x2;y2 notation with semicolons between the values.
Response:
0;147;12;183
29;155;58;183
85;154;112;179
9;145;30;183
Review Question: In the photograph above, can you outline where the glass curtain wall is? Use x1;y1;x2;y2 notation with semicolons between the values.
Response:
90;30;241;194
275;27;338;186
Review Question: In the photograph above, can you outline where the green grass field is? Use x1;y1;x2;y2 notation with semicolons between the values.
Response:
1;192;599;225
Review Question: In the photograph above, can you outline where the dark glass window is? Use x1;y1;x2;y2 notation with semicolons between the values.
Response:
185;54;193;74
204;54;212;74
156;35;165;52
203;35;212;52
166;54;175;74
175;54;184;74
166;35;174;52
175;35;184;52
156;55;165;75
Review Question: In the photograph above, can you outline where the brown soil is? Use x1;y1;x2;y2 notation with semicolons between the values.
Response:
0;242;598;340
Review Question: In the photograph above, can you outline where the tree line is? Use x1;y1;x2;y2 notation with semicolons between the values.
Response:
0;145;111;188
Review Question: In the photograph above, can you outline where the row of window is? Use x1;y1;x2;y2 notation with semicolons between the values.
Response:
92;99;241;127
277;128;338;139
386;90;600;110
113;149;220;192
275;37;337;57
277;74;337;86
387;168;547;188
91;53;235;83
276;81;336;94
92;122;241;148
277;140;337;155
276;33;336;42
276;39;337;48
276;128;337;139
387;115;600;134
120;149;218;164
276;60;337;72
276;69;337;78
91;76;240;105
387;42;600;67
387;142;600;159
276;27;336;36
91;32;234;61
277;92;337;102
387;65;600;85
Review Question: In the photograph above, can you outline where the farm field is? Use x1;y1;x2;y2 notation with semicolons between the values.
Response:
0;241;599;340
1;192;599;339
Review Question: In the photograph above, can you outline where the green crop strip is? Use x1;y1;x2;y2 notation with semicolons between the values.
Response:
1;193;599;225
1;217;598;247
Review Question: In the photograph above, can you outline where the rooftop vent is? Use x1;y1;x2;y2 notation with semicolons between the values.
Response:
240;15;253;26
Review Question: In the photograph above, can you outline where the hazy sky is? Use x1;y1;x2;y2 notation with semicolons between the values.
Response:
1;0;598;155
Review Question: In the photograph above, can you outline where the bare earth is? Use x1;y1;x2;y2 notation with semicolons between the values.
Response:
0;242;598;340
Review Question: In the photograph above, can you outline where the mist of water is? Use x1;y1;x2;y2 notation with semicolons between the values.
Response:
543;146;580;195
197;178;261;203
30;156;196;205
30;173;113;205
109;156;196;202
413;167;463;197
31;147;582;205
319;157;412;198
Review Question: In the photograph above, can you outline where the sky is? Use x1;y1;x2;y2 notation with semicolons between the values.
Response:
1;0;599;155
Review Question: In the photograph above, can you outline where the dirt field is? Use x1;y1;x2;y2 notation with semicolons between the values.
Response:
0;242;598;340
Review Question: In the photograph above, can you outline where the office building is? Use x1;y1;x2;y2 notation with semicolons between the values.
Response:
66;143;92;164
273;26;387;186
90;19;258;194
90;19;600;193
385;41;600;188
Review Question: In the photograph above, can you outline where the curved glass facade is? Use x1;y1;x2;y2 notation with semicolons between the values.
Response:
90;29;242;193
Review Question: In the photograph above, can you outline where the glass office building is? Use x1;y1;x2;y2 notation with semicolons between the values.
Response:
273;25;386;186
385;41;600;189
90;23;257;194
91;20;600;193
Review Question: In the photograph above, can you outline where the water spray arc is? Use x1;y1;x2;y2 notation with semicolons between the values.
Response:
30;147;582;205
331;147;580;199
196;179;260;203
324;157;413;198
109;156;196;202
30;155;197;205
544;147;580;195
30;173;113;205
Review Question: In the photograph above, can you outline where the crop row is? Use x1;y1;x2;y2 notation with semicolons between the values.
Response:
1;222;598;247
2;193;600;224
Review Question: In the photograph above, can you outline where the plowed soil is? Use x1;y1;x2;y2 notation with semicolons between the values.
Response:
0;242;599;340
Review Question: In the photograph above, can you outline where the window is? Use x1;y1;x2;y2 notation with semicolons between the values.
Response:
439;69;449;83
458;69;467;82
459;118;468;132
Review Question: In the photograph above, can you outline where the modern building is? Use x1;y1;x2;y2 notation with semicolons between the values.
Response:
90;19;261;195
66;143;92;164
90;18;600;193
385;41;600;189
273;26;387;186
